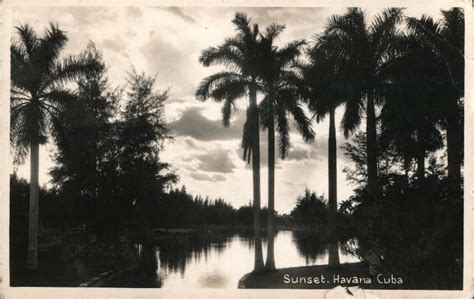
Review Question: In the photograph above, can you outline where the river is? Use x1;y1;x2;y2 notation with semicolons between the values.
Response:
112;230;359;288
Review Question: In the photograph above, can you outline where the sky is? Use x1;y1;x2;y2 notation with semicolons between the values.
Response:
11;5;445;213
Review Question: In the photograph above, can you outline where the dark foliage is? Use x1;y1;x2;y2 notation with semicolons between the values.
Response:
289;189;328;229
340;130;463;289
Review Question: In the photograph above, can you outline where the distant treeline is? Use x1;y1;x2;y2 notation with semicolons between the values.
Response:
10;175;328;233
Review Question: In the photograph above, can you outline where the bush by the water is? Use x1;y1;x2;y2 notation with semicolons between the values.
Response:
338;133;463;289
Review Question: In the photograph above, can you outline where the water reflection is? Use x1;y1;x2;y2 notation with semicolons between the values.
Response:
157;233;233;275
291;230;327;264
109;231;358;288
110;243;163;288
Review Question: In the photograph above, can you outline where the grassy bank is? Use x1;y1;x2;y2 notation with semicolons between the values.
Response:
10;248;137;287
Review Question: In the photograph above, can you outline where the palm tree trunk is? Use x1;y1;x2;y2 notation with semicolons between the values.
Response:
27;140;40;270
250;85;264;272
328;107;340;267
403;155;410;186
265;107;276;270
366;92;378;200
446;102;462;198
417;149;425;181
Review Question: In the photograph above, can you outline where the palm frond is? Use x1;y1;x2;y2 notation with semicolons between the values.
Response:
407;12;464;94
275;106;290;158
42;89;77;112
15;24;38;56
11;42;27;65
233;12;252;37
284;96;315;144
11;45;33;93
258;95;273;130
370;8;404;66
210;79;247;102
341;97;364;138
199;42;244;71
48;51;103;87
10;104;30;165
263;23;286;43
441;8;464;51
221;100;236;128
406;15;442;44
327;8;368;45
277;39;306;67
195;71;246;101
242;107;256;163
34;22;68;72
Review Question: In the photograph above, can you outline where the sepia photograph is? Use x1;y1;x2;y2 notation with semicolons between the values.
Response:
3;1;468;296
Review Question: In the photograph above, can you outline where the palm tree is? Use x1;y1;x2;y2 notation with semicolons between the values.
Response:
299;31;355;267
10;23;102;269
320;8;404;200
406;8;464;197
258;26;315;270
380;32;444;182
195;13;265;272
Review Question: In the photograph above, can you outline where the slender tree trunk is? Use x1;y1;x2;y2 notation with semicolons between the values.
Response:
366;92;378;201
446;100;462;198
417;149;425;182
403;155;410;187
265;105;276;270
328;107;340;267
250;85;264;272
27;140;40;270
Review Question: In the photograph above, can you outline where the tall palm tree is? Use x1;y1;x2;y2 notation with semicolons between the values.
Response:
320;8;404;200
10;23;102;269
406;8;464;197
299;31;355;267
258;26;315;270
195;13;265;272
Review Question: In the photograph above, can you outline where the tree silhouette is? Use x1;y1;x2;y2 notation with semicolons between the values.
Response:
300;31;353;267
50;44;119;234
319;8;404;201
118;70;178;241
196;12;266;272
406;8;464;197
258;25;314;270
10;23;102;269
380;32;444;182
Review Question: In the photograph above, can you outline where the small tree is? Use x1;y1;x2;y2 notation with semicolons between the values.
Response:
50;44;119;233
117;70;177;240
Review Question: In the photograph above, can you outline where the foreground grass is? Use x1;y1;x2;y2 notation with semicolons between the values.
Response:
10;235;138;287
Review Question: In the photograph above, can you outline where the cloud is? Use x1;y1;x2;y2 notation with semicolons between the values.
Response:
197;147;236;173
282;136;351;164
64;7;118;26
184;138;202;150
286;147;311;161
102;37;125;53
139;33;200;97
169;107;244;141
189;172;227;182
212;174;226;181
244;7;325;24
164;7;198;24
127;7;143;18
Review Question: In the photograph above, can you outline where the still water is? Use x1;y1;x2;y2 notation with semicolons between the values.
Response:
121;231;359;289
